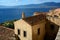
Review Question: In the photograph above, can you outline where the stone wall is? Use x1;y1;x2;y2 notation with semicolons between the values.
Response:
45;20;59;40
14;19;32;40
32;20;46;40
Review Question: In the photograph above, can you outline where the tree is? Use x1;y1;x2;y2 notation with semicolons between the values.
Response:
0;19;17;29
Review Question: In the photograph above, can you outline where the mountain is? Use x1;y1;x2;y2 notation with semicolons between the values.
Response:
41;2;60;6
0;5;14;8
15;2;60;8
0;2;60;23
0;2;60;8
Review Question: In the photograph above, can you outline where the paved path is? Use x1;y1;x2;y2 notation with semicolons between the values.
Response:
55;27;60;40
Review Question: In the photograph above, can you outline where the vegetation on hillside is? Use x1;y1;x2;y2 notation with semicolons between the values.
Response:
0;19;17;29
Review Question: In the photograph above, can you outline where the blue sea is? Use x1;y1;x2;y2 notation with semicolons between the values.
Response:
0;8;53;23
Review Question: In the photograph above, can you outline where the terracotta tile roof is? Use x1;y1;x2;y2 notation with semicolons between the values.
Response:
23;14;46;26
0;26;15;40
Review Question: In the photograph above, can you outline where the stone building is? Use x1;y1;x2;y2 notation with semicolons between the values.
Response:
45;20;59;40
14;8;60;40
46;8;60;40
14;12;46;40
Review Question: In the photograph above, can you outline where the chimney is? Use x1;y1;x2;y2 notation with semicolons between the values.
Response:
34;12;38;16
33;12;40;16
22;12;25;18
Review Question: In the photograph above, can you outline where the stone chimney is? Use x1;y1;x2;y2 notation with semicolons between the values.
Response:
22;12;25;18
49;10;52;12
33;12;40;16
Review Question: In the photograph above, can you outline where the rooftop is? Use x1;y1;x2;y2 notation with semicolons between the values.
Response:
23;14;46;26
0;26;15;40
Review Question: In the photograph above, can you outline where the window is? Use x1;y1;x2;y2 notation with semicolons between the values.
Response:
18;29;20;35
38;28;40;35
47;15;50;17
50;24;55;30
50;16;52;17
24;31;27;37
54;15;58;18
59;13;60;15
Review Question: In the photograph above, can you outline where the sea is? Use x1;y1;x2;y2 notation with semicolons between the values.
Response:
0;8;54;23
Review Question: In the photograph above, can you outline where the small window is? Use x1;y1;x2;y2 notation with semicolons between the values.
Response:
50;16;52;17
38;28;40;35
54;15;58;18
18;29;20;35
47;15;50;17
24;31;27;37
50;24;55;30
59;13;60;15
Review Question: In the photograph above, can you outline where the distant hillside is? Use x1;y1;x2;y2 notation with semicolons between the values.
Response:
41;2;60;6
15;2;60;8
0;2;60;8
0;2;60;23
0;5;14;8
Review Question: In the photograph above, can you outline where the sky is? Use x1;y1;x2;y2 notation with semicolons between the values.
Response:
0;0;60;6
